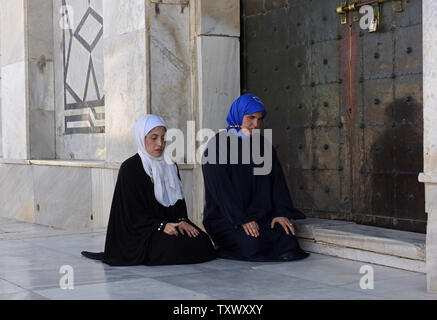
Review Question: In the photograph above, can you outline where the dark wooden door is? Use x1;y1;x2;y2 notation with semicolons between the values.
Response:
241;0;425;232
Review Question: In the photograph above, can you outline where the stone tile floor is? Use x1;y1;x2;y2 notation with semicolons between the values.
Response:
0;218;436;300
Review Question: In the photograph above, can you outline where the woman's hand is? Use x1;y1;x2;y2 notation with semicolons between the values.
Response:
177;221;200;238
163;222;180;236
271;217;295;235
242;221;259;237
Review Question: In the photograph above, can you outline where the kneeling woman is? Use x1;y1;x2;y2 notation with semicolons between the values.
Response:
82;115;216;266
202;94;309;262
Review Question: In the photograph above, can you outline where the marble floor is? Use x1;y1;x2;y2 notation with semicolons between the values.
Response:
0;218;436;300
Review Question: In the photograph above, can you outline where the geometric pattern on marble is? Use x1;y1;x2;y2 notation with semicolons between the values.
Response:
62;0;105;134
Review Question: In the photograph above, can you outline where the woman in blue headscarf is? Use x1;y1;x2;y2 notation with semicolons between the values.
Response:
201;94;309;262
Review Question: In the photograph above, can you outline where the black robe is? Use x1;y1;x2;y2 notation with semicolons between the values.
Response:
202;132;309;262
82;153;216;266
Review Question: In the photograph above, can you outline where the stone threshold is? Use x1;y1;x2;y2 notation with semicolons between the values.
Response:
294;218;426;274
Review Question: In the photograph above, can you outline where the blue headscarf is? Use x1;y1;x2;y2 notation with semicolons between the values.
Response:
226;94;267;136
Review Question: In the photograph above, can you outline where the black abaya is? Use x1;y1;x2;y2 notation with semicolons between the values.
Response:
82;153;216;266
202;132;309;262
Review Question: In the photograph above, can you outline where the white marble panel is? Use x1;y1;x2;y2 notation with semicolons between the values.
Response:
28;59;56;159
91;168;116;229
150;3;192;133
1;61;28;159
103;0;146;38
0;0;25;66
425;184;437;293
54;132;106;160
0;30;2;159
32;165;93;230
191;166;205;228
423;0;437;173
0;164;35;221
152;0;188;3
28;61;55;112
196;36;240;131
65;36;93;98
104;29;148;162
29;110;55;159
0;115;2;160
178;168;194;223
196;0;239;37
423;0;437;294
27;0;54;60
427;215;437;293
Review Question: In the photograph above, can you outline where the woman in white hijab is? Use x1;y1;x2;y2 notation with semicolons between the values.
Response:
81;115;216;266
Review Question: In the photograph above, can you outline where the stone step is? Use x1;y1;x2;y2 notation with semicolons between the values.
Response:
294;218;426;273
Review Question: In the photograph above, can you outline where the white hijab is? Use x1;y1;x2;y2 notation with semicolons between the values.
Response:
134;115;184;207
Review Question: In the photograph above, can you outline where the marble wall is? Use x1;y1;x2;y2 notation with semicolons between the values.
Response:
91;167;117;230
33;165;120;230
33;165;93;229
150;2;192;135
421;0;437;294
103;0;148;163
0;161;118;230
28;0;56;159
196;36;240;131
196;0;240;131
0;0;28;160
191;0;241;224
196;0;239;37
1;0;58;160
0;12;2;159
0;163;35;222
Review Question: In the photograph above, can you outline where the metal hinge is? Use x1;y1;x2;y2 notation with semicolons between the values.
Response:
336;0;409;31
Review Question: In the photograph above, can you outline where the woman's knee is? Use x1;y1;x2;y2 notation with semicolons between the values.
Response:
236;234;264;254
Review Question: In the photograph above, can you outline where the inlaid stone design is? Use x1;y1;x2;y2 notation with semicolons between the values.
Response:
62;0;104;134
